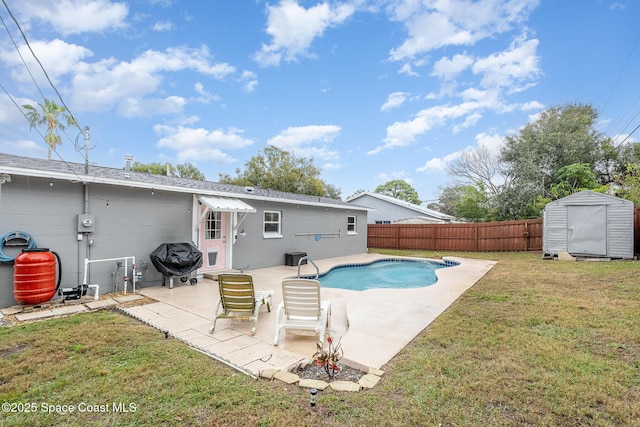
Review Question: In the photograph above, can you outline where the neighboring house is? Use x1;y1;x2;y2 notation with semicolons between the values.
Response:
0;153;368;309
346;192;454;224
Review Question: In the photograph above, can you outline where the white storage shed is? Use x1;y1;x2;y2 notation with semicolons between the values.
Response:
542;190;634;259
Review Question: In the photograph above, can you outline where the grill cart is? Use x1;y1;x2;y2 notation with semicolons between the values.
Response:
150;242;203;289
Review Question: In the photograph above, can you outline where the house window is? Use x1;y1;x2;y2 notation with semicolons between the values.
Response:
263;210;282;238
347;215;357;234
375;220;391;224
205;211;222;240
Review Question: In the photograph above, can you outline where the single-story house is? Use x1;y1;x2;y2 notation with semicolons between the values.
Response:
345;192;454;224
0;153;368;309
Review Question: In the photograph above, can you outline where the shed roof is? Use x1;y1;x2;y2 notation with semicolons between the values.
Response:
543;190;633;209
0;153;366;211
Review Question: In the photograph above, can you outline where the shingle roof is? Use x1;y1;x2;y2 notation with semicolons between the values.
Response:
0;152;362;210
345;191;454;220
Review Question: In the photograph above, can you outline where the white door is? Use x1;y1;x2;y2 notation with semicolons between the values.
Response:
567;205;606;256
200;210;227;270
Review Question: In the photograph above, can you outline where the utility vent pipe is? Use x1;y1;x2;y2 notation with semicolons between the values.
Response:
124;155;134;178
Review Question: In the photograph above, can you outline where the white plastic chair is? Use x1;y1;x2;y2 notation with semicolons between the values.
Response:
274;278;331;345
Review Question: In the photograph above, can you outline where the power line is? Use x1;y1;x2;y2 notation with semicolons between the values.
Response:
1;0;82;133
0;82;85;181
0;11;45;100
0;0;94;168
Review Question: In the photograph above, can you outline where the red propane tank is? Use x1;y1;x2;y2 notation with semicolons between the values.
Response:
14;249;59;305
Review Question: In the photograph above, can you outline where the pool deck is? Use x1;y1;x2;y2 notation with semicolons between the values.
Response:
120;253;497;375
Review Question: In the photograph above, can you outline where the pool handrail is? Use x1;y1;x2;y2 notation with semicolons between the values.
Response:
297;256;319;279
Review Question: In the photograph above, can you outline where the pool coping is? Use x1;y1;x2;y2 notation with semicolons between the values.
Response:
127;253;497;377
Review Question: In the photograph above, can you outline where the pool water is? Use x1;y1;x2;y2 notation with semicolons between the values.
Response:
307;258;458;291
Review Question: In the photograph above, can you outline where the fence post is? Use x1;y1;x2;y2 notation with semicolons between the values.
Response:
475;223;479;251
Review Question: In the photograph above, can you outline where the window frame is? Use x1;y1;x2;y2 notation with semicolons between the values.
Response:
347;215;357;235
205;211;222;240
263;210;283;238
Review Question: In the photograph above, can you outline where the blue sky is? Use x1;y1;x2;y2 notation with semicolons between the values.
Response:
0;0;638;202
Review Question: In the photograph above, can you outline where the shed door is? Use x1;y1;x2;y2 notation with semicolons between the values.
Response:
567;205;606;255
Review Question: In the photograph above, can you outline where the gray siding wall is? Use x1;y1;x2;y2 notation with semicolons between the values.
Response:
352;194;421;224
604;200;634;258
0;176;192;308
542;192;634;258
231;199;367;270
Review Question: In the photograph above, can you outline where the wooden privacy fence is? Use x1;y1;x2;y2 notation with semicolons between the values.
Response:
369;207;640;253
635;207;640;254
368;219;543;252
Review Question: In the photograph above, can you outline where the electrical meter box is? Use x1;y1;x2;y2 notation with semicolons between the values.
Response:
77;214;96;233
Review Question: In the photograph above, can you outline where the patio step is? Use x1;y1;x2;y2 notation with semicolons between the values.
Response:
203;269;242;280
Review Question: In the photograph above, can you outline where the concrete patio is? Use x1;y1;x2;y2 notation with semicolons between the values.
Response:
120;253;497;377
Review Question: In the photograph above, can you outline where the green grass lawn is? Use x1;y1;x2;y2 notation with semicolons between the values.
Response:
1;251;639;426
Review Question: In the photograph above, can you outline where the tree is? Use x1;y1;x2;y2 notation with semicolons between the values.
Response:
455;185;491;222
433;185;467;216
374;180;421;204
23;98;77;160
498;103;616;219
175;163;205;181
613;163;640;205
435;184;493;222
446;146;504;198
131;161;205;180
549;163;601;199
219;146;341;198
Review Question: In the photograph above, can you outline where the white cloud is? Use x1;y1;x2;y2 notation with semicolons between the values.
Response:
520;100;544;111
387;0;539;61
370;101;491;154
322;162;344;170
452;112;482;133
381;92;409;112
268;125;341;149
154;124;253;162
118;96;186;117
0;139;44;156
68;46;235;116
152;20;174;32
193;82;220;104
15;0;128;36
398;62;420;77
432;53;474;80
612;133;636;145
253;0;355;67
238;70;258;93
268;125;341;160
416;151;461;173
472;36;541;90
377;171;412;183
475;132;504;154
2;39;93;86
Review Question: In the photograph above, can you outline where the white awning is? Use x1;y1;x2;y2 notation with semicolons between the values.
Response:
198;195;256;213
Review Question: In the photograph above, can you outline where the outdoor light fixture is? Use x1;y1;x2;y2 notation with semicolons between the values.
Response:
310;388;317;407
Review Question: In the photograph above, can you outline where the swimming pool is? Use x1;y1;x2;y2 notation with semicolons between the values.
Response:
303;258;459;291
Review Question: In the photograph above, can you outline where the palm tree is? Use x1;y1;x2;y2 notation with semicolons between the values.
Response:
23;98;76;160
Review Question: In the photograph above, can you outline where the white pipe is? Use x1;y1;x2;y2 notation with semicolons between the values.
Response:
88;284;99;300
83;256;136;294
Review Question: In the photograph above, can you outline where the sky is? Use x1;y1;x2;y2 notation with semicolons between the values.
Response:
0;0;639;203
